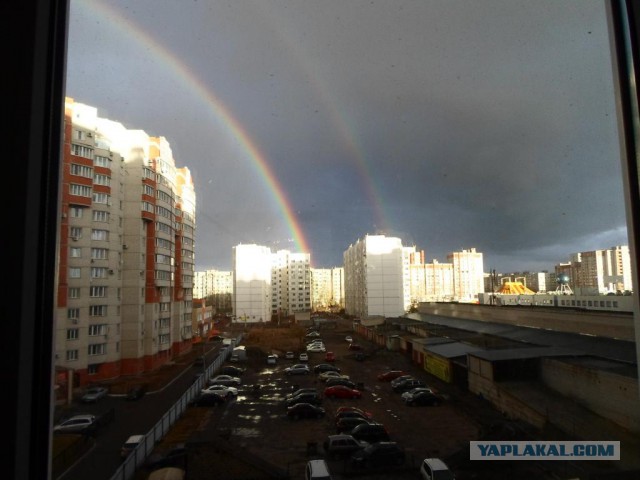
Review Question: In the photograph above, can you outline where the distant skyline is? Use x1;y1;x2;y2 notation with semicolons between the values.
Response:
66;1;629;272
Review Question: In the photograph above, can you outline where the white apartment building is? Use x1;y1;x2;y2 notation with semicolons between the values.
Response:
194;269;233;299
577;246;633;293
232;244;273;323
311;267;345;311
447;248;485;301
271;250;311;315
55;98;196;385
410;259;455;303
343;235;406;318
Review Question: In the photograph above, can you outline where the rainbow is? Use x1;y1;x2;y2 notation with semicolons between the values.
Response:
73;0;311;255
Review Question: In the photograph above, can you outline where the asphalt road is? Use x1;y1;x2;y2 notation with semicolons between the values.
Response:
57;343;221;480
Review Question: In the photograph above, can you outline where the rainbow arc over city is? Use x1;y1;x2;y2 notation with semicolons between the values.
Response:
79;0;311;255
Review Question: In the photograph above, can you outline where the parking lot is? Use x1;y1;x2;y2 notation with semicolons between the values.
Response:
139;318;577;480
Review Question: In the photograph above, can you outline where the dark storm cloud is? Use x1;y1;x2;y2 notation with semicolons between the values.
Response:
66;0;628;271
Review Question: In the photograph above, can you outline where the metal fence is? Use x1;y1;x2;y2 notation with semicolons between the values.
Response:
109;334;242;480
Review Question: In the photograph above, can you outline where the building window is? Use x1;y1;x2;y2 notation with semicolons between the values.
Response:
94;174;111;186
70;247;82;258
70;164;93;178
88;344;106;356
69;206;84;218
91;229;109;241
69;184;92;197
92;210;109;222
91;267;108;278
89;305;107;317
88;364;100;374
70;227;82;239
69;267;81;278
88;324;107;336
71;143;94;159
91;248;108;260
94;155;110;167
90;286;107;297
69;287;80;299
67;308;79;320
66;350;79;361
66;329;79;340
92;192;110;204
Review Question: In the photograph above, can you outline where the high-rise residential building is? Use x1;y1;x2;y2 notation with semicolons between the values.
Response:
411;259;455;302
55;98;196;385
271;250;311;315
194;270;233;300
311;267;345;311
232;244;273;323
447;248;484;301
343;235;406;318
569;246;633;293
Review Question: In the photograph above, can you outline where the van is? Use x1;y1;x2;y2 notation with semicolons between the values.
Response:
419;457;455;480
121;434;145;458
305;459;332;480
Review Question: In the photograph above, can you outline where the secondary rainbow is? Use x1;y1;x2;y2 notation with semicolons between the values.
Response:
77;0;311;255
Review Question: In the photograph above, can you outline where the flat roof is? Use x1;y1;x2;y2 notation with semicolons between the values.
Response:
404;313;637;364
469;346;581;362
424;342;485;359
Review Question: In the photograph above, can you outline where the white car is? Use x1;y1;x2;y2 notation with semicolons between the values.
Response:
299;352;309;362
307;344;326;353
208;374;241;386
319;371;350;382
286;364;310;375
53;414;97;434
201;384;238;397
285;351;295;360
81;386;108;403
345;335;353;343
266;354;278;365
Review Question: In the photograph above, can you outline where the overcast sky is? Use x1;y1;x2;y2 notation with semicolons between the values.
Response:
65;0;629;272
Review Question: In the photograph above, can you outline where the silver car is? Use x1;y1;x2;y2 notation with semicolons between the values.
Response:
81;386;108;403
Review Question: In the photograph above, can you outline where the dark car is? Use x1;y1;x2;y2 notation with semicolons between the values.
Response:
350;422;390;443
348;343;362;351
335;417;372;434
189;393;225;407
220;365;245;376
405;391;444;407
145;443;187;470
285;392;322;407
325;378;357;389
286;403;326;420
390;375;415;388
324;385;362;399
286;387;318;400
323;434;368;459
350;442;405;469
313;363;341;374
393;379;426;393
335;409;371;423
125;384;147;401
377;370;407;382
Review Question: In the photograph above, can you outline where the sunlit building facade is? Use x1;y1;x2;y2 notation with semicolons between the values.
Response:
54;98;196;385
271;250;311;315
447;248;485;302
232;244;273;323
311;267;345;311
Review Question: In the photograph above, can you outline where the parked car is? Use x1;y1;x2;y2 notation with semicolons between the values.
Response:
401;387;437;402
52;414;97;434
419;457;455;480
125;384;147;401
266;354;277;365
220;365;245;376
285;351;295;360
80;386;108;403
299;352;309;362
208;374;241;386
323;434;368;459
286;387;318;400
201;384;238;398
390;375;415;388
405;391;444;406
286;402;326;420
324;385;362;399
285;364;310;375
319;371;349;382
345;335;353;343
307;344;326;353
189;393;225;407
335;409;372;423
349;422;390;443
335;406;372;419
313;363;341;374
377;370;407;382
325;351;336;362
325;378;357;389
306;331;321;338
348;343;362;351
393;379;426;393
350;442;405;469
285;392;322;407
121;434;145;458
145;443;187;470
335;417;372;434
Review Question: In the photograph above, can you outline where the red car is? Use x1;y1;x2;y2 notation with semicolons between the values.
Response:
377;370;407;382
324;385;362;399
325;351;336;362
